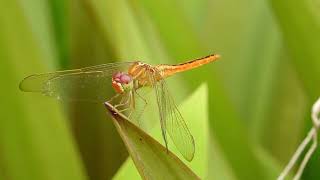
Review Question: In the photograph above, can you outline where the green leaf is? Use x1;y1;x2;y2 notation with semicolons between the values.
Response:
136;0;203;59
84;0;151;60
105;103;200;180
270;0;320;100
0;1;87;180
68;2;129;179
48;0;69;68
113;84;209;179
270;0;320;179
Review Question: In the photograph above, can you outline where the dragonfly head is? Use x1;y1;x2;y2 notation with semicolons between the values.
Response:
112;72;133;93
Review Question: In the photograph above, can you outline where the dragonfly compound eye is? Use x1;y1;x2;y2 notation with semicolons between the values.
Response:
119;74;132;84
113;72;122;80
112;72;132;84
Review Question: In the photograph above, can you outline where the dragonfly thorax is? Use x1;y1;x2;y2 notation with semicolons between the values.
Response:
128;62;160;87
112;72;133;94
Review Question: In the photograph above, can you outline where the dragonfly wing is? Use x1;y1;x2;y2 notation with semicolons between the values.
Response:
151;69;195;161
151;72;169;149
19;62;133;102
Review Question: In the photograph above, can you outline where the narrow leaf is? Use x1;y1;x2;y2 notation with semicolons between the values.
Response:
114;84;210;179
105;103;200;180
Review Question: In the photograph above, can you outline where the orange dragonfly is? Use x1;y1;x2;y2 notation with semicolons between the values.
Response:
19;54;220;161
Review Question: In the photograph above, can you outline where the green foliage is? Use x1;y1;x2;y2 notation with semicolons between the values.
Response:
114;84;209;179
0;1;86;180
0;0;319;179
105;102;200;180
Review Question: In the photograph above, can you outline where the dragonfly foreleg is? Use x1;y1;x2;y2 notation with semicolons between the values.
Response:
114;94;130;109
114;91;136;116
119;94;128;104
107;93;120;104
116;92;134;117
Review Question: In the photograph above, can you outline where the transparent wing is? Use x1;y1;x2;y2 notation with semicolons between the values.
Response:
19;62;133;102
151;69;195;161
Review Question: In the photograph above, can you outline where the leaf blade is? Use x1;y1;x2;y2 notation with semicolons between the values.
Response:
105;102;200;180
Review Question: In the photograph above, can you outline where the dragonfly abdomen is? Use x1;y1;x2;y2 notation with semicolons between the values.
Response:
155;54;220;78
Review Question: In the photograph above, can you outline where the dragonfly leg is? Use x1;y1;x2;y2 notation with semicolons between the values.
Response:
116;92;139;122
128;110;133;119
120;93;130;104
114;93;131;110
114;100;128;109
107;93;120;104
117;93;134;115
118;107;130;113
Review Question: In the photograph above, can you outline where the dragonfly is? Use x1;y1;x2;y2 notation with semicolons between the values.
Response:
19;54;220;161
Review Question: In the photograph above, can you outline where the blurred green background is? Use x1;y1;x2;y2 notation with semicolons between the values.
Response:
1;0;320;179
